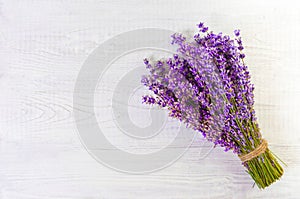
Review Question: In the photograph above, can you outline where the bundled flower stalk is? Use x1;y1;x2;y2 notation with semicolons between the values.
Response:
141;23;284;189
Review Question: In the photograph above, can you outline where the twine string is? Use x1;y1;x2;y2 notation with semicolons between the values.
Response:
239;139;268;162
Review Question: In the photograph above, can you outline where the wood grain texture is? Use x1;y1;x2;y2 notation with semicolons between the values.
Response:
1;0;300;198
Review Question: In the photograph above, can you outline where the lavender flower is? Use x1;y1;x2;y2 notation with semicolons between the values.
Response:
141;22;284;189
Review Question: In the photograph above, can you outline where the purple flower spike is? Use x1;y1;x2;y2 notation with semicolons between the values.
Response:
198;22;204;28
234;29;240;37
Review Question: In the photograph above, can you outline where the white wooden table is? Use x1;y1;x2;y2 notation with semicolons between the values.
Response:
1;0;300;198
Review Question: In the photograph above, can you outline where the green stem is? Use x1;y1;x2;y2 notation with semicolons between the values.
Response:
245;149;284;189
223;94;284;188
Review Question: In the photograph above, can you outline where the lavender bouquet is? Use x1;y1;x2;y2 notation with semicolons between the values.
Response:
141;23;284;189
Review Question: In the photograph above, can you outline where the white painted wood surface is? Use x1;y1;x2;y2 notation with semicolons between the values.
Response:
1;0;300;198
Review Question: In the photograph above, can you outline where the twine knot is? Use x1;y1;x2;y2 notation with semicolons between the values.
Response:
239;139;268;162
